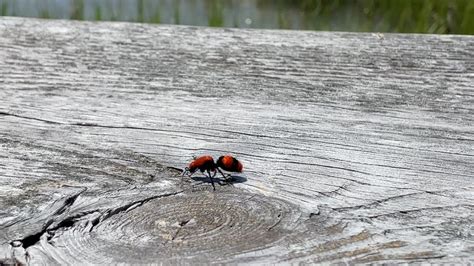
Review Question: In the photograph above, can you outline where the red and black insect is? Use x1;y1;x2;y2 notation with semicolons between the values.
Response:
216;155;243;174
183;155;243;190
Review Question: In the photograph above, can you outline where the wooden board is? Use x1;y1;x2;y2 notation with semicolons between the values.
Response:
0;17;473;264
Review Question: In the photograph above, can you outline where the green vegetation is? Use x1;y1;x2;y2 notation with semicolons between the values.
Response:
208;0;224;27
94;6;101;21
0;0;472;34
151;10;161;24
173;1;180;24
1;2;7;17
137;0;144;23
265;0;474;34
39;9;50;19
70;0;84;20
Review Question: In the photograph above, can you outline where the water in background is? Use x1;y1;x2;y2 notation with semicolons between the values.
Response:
0;0;473;34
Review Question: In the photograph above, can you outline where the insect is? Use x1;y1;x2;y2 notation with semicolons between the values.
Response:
216;155;243;174
183;155;243;190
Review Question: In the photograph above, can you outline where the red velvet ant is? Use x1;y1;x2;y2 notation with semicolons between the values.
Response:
183;155;243;190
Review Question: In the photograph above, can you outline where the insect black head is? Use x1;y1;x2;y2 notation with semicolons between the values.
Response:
182;167;190;176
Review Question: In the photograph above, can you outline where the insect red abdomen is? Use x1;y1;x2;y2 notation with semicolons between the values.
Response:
188;155;215;173
236;160;243;172
217;155;243;173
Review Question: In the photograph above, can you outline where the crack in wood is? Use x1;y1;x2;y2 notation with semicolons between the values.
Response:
171;219;191;241
332;190;449;211
366;204;474;219
0;111;61;125
8;189;185;261
0;111;236;140
98;190;185;225
52;188;86;216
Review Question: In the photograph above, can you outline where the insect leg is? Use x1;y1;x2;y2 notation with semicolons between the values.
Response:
217;168;231;180
207;169;216;190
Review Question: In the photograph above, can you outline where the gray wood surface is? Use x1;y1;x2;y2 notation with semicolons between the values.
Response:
0;17;473;264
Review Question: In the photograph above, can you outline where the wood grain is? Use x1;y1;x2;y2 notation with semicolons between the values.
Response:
0;17;473;264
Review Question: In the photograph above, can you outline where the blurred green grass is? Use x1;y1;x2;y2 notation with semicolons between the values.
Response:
0;0;473;34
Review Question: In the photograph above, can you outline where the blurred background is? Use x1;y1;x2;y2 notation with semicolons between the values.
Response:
0;0;473;34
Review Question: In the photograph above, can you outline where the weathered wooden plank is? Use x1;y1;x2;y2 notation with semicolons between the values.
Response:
0;17;473;264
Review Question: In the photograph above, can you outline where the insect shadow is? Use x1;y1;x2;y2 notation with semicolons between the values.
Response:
190;174;247;186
